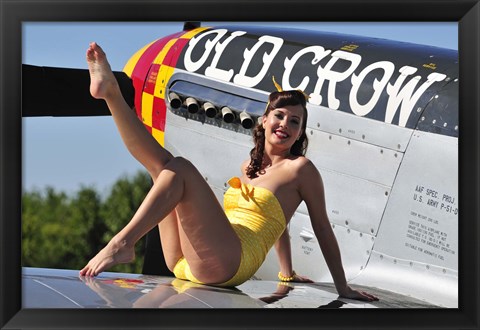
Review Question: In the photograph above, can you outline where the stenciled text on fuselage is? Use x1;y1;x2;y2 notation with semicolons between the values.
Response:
182;29;449;128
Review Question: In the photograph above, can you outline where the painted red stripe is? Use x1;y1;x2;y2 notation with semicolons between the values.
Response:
144;64;160;95
130;31;184;117
131;31;184;82
129;30;197;132
163;38;190;67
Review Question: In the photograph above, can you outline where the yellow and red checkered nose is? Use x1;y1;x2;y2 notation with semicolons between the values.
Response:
122;27;208;146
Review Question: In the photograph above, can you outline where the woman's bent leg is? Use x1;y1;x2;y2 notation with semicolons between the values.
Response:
80;157;241;284
157;210;183;271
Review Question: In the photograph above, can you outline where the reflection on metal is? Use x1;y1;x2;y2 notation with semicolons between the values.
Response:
22;268;439;309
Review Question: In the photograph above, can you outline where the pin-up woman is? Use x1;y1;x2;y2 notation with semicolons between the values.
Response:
80;42;378;302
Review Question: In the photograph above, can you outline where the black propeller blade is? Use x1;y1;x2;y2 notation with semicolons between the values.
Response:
22;64;134;117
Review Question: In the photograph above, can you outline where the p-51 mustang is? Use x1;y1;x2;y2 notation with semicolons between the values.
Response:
22;22;458;309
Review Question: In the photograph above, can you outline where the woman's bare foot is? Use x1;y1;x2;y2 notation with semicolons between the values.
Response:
86;42;120;100
79;237;135;277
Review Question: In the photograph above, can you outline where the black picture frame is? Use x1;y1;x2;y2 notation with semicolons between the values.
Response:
1;0;479;329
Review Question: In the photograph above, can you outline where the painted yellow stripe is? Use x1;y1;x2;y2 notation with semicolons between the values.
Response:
155;65;175;99
152;29;207;99
153;38;178;65
141;92;154;127
152;127;165;146
123;27;208;78
181;27;210;39
151;38;177;100
122;40;157;77
124;28;209;149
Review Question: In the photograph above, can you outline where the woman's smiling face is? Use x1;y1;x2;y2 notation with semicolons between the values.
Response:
262;104;305;151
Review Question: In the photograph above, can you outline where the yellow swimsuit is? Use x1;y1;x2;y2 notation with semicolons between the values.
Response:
173;177;287;287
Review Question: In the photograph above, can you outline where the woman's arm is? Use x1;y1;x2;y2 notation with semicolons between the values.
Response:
298;160;378;301
275;228;313;283
275;229;293;277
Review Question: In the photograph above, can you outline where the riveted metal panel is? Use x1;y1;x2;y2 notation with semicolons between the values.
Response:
306;128;403;187
306;103;414;152
373;131;458;271
165;109;253;197
313;169;390;235
325;224;375;281
415;77;458;137
351;131;458;307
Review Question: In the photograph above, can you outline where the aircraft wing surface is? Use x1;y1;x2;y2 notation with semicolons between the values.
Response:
22;267;438;309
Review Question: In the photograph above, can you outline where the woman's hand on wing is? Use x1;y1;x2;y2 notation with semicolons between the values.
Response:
338;285;379;301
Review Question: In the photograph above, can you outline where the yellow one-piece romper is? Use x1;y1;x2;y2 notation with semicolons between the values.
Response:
173;176;287;287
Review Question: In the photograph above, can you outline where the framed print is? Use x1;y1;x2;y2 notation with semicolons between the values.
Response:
1;0;479;329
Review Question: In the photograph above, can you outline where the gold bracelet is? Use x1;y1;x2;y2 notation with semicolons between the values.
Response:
278;270;296;282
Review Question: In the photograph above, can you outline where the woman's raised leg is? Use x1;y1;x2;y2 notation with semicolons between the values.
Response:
80;157;242;285
87;42;185;269
87;42;172;178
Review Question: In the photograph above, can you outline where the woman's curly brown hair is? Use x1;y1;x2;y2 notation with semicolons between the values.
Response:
246;90;309;179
